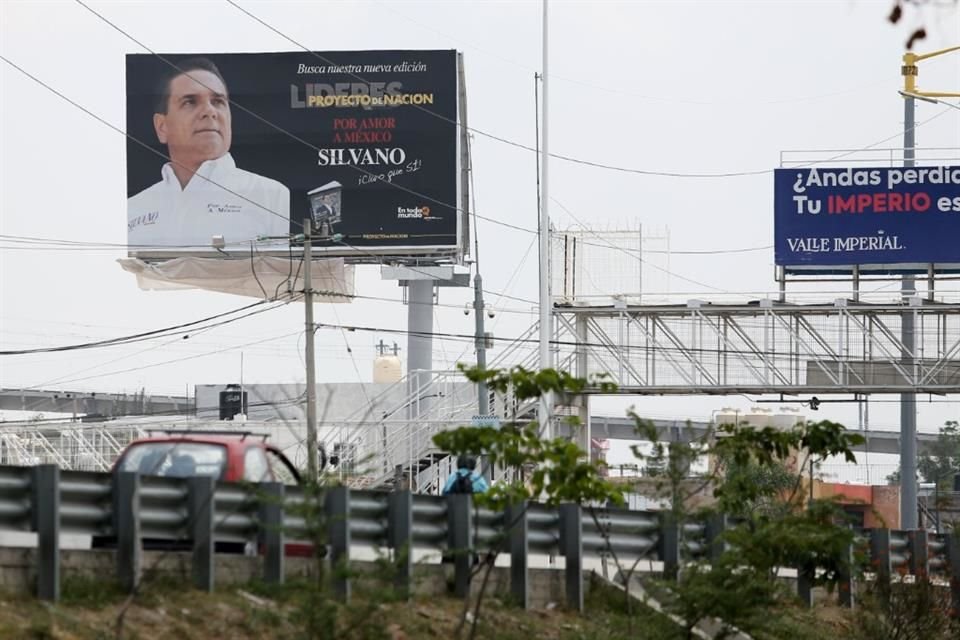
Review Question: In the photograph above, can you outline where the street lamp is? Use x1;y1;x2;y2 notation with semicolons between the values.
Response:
896;44;960;531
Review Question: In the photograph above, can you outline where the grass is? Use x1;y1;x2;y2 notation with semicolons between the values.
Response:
0;570;864;640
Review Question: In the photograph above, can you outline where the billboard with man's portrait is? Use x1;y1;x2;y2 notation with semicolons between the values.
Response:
125;50;459;260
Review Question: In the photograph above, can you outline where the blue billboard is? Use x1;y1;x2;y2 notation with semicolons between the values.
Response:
775;166;960;270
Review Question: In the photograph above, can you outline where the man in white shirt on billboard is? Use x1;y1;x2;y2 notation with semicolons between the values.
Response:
128;58;290;250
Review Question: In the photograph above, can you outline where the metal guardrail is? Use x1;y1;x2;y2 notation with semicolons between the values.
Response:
1;463;959;614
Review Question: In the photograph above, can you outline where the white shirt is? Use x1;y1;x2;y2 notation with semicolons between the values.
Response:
128;153;290;250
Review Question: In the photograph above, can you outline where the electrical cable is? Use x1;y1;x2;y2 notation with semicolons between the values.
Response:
0;394;310;427
32;330;304;388
75;0;956;221
0;52;547;308
30;323;225;390
372;0;895;108
3;42;953;259
224;0;945;179
0;230;776;258
2;38;955;323
0;298;286;356
5;11;956;385
249;241;270;299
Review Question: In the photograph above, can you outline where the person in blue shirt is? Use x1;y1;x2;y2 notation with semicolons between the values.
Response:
442;455;489;495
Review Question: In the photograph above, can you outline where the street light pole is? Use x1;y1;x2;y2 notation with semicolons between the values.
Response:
538;0;553;437
900;86;918;529
897;44;960;530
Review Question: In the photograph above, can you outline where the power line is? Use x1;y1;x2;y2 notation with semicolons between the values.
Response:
0;50;544;296
223;0;925;180
0;232;773;257
372;0;895;108
30;330;305;388
0;298;289;356
4;37;953;260
0;395;310;427
3;12;956;299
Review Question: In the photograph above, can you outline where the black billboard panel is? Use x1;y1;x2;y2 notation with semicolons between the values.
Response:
126;50;459;259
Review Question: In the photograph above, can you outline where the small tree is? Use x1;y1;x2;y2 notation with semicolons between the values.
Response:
886;420;960;488
432;366;624;640
636;418;865;638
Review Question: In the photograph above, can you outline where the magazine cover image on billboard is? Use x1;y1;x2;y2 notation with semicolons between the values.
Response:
125;50;458;258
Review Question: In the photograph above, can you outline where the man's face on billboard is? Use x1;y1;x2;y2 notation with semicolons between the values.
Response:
154;70;232;168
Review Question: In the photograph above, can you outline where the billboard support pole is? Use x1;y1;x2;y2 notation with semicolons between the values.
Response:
899;90;918;530
852;265;860;303
458;52;471;263
304;219;318;482
407;279;435;426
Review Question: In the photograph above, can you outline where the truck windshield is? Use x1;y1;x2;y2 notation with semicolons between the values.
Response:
117;442;227;479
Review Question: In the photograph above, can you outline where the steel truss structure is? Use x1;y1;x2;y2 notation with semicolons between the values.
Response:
553;301;960;395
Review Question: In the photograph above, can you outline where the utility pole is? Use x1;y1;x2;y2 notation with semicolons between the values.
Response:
474;273;488;415
303;219;318;481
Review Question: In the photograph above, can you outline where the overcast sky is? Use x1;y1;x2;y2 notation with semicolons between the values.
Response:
1;0;959;463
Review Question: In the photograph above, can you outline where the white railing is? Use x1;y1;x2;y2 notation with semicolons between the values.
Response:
326;321;546;491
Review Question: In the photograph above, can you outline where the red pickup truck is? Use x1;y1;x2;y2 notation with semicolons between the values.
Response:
104;430;309;555
112;430;301;485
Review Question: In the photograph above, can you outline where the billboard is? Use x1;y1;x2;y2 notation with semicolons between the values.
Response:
775;166;960;271
126;50;459;260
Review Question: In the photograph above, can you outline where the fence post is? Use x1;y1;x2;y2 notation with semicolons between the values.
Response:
947;533;960;619
838;542;856;609
797;564;815;608
387;489;413;597
188;476;216;592
258;482;285;585
506;501;528;609
705;512;727;565
870;528;892;586
908;529;929;579
31;464;60;602
658;513;681;581
446;493;472;598
325;485;351;602
114;471;141;593
559;503;584;612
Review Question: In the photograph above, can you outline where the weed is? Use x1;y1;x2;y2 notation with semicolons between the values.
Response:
61;574;126;609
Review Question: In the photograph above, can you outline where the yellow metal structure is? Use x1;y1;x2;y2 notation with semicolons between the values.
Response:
901;45;960;98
